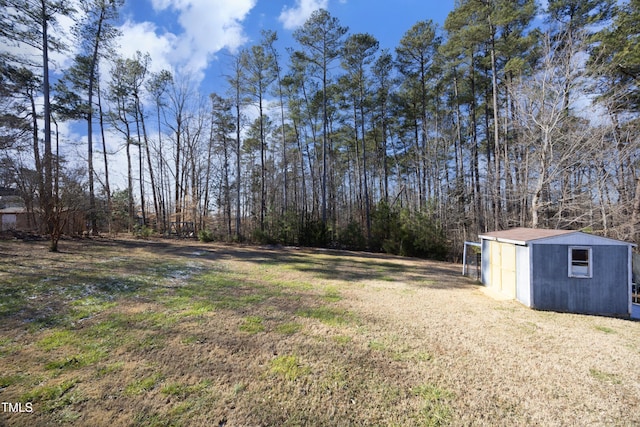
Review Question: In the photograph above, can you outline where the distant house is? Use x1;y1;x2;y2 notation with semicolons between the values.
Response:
479;228;639;319
0;187;29;231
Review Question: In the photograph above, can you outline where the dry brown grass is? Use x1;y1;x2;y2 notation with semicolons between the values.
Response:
0;237;639;426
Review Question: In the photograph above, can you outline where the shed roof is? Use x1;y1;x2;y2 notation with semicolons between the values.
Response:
0;207;28;214
479;227;575;243
478;227;635;247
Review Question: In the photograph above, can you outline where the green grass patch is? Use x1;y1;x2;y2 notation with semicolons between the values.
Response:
124;373;164;395
169;401;195;417
296;306;355;326
161;380;211;397
594;325;616;334
179;300;217;317
233;382;246;395
83;316;134;353
162;295;193;310
413;384;453;401
176;270;272;310
272;280;314;291
214;293;267;310
0;373;25;388
332;335;352;344
69;296;117;321
0;337;20;357
161;382;187;396
20;379;84;412
589;368;621;384
163;296;217;317
368;340;386;351
322;286;342;302
191;271;241;290
45;356;84;371
44;346;108;371
275;322;303;335
0;286;27;318
412;384;454;426
130;333;165;352
39;329;111;372
414;351;433;362
268;355;310;381
181;335;204;345
86;316;128;339
95;361;125;378
26;313;69;332
21;379;76;403
127;310;181;330
37;330;79;351
239;316;265;334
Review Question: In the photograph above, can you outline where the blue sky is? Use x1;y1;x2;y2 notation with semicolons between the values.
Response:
114;0;456;96
42;0;457;189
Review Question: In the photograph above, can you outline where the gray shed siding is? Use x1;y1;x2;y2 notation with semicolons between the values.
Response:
531;244;629;315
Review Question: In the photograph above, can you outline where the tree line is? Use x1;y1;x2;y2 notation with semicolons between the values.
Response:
1;0;639;256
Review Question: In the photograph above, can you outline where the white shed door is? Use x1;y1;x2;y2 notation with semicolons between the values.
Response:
2;214;17;231
489;241;517;299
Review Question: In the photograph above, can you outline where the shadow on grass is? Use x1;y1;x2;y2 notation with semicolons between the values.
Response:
0;238;475;334
65;237;471;287
108;238;479;294
202;244;474;290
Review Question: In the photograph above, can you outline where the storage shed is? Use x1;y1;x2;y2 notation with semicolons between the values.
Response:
479;228;639;319
0;188;29;232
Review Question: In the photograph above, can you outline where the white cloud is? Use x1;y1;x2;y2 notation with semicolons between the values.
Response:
278;0;329;30
173;0;254;70
116;20;176;74
121;0;256;82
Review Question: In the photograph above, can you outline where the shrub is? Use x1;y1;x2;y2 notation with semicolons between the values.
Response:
133;225;154;239
298;219;329;248
251;228;277;245
337;221;367;250
370;202;449;260
198;229;214;243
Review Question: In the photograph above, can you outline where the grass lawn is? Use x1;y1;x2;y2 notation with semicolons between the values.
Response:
0;238;639;426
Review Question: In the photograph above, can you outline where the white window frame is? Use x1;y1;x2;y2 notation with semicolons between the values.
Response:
568;246;592;278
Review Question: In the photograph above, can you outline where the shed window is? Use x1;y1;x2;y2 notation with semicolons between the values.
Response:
568;247;592;278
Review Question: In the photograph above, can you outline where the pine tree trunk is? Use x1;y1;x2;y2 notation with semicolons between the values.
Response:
97;84;112;234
